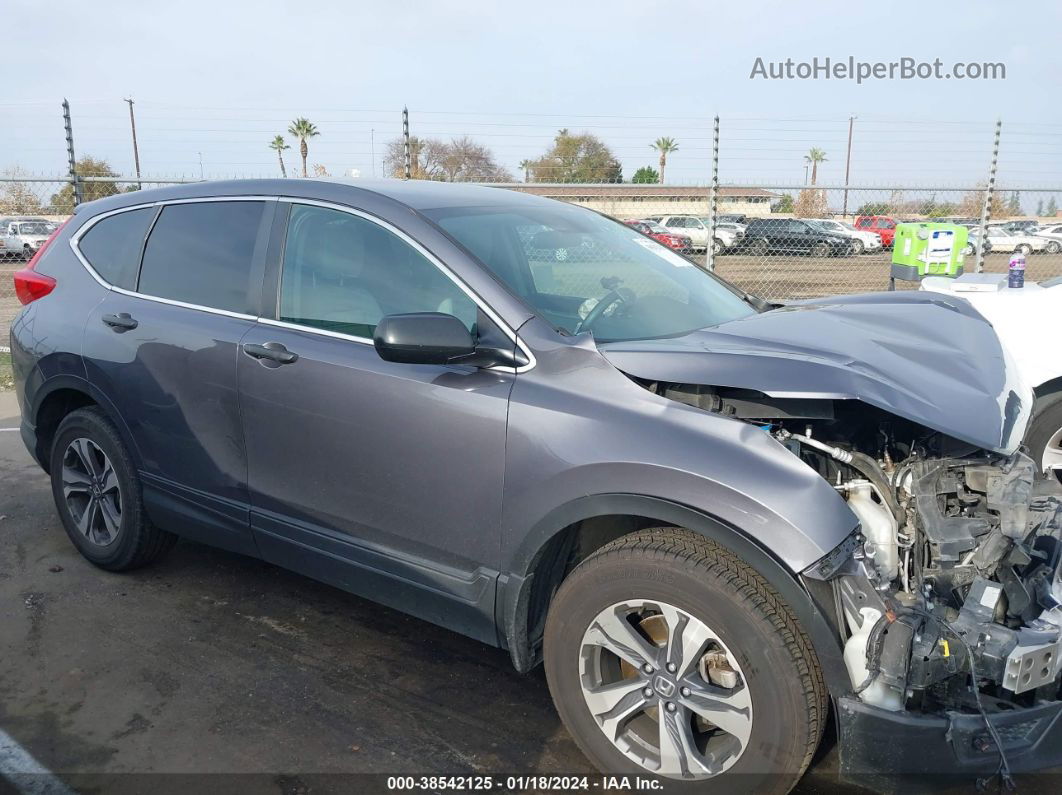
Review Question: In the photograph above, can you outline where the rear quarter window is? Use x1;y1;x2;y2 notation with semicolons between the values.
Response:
138;201;265;314
77;207;155;290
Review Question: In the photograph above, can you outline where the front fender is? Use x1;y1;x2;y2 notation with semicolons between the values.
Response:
501;324;859;578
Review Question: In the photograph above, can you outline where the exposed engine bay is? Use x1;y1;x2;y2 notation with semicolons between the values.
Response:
652;381;1062;721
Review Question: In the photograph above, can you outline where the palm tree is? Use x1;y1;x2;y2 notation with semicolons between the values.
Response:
269;135;290;178
518;159;531;182
650;137;679;184
287;118;320;178
804;148;828;185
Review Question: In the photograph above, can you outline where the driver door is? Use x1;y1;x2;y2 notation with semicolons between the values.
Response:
237;202;514;641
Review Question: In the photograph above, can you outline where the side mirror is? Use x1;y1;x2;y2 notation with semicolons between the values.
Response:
374;312;476;365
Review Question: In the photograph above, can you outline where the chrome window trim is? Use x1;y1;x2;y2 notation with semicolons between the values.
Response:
67;194;535;373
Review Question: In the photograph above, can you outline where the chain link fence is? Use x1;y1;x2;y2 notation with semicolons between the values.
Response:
3;175;1061;346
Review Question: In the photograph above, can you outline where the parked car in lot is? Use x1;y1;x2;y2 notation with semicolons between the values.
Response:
853;214;898;247
623;219;692;252
741;217;852;256
806;218;882;254
1034;222;1062;254
652;215;741;254
11;180;1062;789
1000;219;1044;234
982;225;1052;254
1;218;53;260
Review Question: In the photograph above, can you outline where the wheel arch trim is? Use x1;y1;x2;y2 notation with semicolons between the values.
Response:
497;493;849;693
29;375;143;473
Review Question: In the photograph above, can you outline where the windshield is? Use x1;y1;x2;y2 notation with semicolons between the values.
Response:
837;221;856;231
644;222;671;234
425;203;755;342
16;222;50;235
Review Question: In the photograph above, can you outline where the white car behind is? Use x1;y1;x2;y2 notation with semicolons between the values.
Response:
807;219;882;254
1034;222;1062;254
1;219;52;260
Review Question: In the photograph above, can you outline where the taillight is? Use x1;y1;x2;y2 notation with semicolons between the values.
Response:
13;220;68;305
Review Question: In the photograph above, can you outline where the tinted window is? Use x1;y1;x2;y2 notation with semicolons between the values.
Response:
139;201;264;313
78;207;154;289
279;204;477;339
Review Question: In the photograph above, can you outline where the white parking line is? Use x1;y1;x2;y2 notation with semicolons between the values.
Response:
0;728;75;795
0;428;20;432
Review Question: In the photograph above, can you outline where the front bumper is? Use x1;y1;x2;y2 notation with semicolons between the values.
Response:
838;696;1062;781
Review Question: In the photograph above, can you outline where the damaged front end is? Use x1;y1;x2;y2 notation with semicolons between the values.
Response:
650;381;1062;778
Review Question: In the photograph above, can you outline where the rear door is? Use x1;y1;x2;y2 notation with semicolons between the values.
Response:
236;201;513;641
81;198;273;554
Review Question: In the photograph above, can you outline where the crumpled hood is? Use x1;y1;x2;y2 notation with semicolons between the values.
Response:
598;291;1031;454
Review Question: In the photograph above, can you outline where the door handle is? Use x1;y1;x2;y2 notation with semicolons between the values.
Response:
243;342;298;365
101;312;138;331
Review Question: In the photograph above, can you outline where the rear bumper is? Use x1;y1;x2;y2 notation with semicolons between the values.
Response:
838;696;1062;782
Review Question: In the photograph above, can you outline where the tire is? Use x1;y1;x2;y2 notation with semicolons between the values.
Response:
23;245;34;261
712;238;723;256
49;407;177;571
544;528;826;793
962;242;975;255
1046;241;1061;254
748;238;769;257
810;242;830;258
1018;244;1033;255
851;239;865;255
1026;391;1062;487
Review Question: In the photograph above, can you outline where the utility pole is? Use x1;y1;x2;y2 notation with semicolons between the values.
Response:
370;128;376;178
803;162;809;185
62;98;83;207
975;119;1003;275
198;152;204;180
402;107;411;179
842;115;856;219
705;115;720;273
124;98;142;190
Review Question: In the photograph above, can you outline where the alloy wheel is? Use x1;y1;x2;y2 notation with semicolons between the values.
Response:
579;599;752;780
1044;426;1062;486
62;437;123;546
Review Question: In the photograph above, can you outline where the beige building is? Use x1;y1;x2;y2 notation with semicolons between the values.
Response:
495;184;779;219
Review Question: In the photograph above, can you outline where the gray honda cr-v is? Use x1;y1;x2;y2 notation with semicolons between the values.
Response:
10;179;1062;790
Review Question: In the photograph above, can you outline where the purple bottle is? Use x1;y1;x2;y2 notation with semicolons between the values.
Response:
1008;252;1026;288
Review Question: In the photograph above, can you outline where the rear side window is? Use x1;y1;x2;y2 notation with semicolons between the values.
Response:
77;207;154;290
138;201;264;314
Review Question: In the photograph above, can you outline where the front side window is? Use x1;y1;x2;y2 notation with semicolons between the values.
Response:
426;202;754;342
279;204;477;339
139;201;264;313
78;207;155;290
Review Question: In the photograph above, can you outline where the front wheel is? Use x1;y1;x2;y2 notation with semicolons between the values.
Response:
850;239;865;255
748;238;769;257
1018;243;1033;255
810;242;830;258
712;238;723;256
544;528;826;792
1027;392;1062;486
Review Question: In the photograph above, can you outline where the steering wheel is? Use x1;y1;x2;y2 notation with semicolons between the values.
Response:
573;288;635;334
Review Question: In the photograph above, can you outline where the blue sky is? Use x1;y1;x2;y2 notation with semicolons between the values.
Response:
3;0;1061;193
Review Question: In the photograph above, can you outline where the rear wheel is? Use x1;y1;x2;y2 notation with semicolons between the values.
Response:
49;408;177;571
544;528;826;792
712;238;723;256
850;239;865;255
810;242;830;258
1045;241;1061;254
1018;243;1033;255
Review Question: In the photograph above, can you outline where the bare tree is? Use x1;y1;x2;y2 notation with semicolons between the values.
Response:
383;136;512;182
